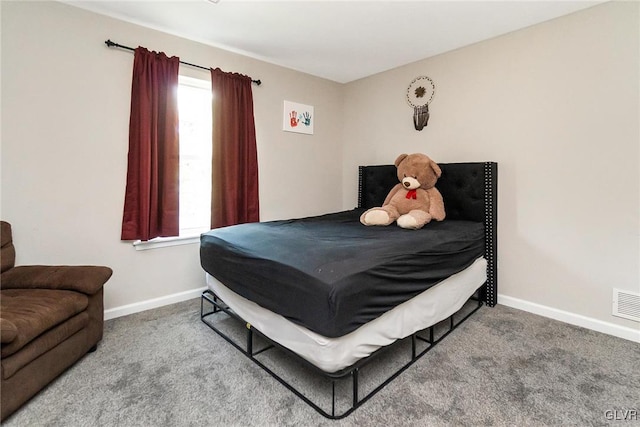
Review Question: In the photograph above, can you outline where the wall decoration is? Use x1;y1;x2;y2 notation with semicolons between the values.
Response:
406;76;435;131
283;100;314;135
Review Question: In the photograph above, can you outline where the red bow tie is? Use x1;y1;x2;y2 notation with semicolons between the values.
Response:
406;189;417;199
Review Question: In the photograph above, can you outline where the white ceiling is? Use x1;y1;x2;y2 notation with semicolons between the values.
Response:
63;0;605;83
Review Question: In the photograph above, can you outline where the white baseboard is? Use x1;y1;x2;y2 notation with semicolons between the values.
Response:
498;294;640;343
103;289;640;343
104;287;206;321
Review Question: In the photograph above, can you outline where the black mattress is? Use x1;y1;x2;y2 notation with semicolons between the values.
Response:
200;209;484;338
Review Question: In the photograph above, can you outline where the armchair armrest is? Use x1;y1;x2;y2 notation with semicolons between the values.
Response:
1;265;112;295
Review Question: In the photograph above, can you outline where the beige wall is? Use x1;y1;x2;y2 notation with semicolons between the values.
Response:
342;1;639;331
0;1;344;311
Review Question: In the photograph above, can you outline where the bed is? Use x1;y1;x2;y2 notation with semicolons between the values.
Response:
200;161;497;418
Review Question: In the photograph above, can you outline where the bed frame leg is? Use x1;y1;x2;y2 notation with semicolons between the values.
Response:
353;368;359;407
246;325;253;355
331;381;336;417
411;334;417;359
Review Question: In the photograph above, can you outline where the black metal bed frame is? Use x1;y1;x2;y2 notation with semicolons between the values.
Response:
199;162;498;419
201;290;483;419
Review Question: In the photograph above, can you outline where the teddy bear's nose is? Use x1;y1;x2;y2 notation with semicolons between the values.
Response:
403;181;411;187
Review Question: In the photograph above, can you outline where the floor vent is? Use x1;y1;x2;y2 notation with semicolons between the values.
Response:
613;288;640;322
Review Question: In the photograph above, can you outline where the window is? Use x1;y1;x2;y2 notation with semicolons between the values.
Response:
178;76;212;237
133;75;211;250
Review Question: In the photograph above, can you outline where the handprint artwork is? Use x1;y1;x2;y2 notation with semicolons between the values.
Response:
290;111;299;127
288;110;312;128
283;101;314;134
302;111;311;126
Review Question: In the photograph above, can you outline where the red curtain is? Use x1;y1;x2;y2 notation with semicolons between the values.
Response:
210;68;260;229
121;47;180;241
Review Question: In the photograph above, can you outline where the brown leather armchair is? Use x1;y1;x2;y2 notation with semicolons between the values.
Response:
0;221;112;421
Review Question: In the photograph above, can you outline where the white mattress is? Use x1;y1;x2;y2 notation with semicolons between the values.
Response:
206;257;487;373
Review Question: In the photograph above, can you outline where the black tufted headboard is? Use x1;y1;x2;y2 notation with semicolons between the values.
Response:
358;162;498;306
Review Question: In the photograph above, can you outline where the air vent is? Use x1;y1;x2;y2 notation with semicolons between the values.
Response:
613;288;640;322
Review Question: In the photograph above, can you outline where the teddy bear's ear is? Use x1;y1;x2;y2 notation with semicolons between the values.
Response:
430;159;442;178
394;153;408;167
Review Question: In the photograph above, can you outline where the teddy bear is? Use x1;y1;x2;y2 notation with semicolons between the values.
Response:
360;153;445;229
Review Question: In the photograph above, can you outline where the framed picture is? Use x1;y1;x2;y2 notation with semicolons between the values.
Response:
283;100;314;135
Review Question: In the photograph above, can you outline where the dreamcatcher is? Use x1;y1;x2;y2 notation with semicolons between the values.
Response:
406;76;435;131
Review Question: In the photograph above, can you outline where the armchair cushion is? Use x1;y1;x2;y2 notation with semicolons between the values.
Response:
1;311;89;380
0;289;88;358
1;265;112;294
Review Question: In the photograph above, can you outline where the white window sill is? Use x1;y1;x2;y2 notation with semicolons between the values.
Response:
133;235;200;251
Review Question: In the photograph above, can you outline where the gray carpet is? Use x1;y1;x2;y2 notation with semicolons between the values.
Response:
4;298;639;426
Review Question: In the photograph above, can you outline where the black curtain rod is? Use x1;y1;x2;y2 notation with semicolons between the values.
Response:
105;39;261;86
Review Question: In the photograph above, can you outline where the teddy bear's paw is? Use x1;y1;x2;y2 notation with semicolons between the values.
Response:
362;209;391;226
397;214;422;230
